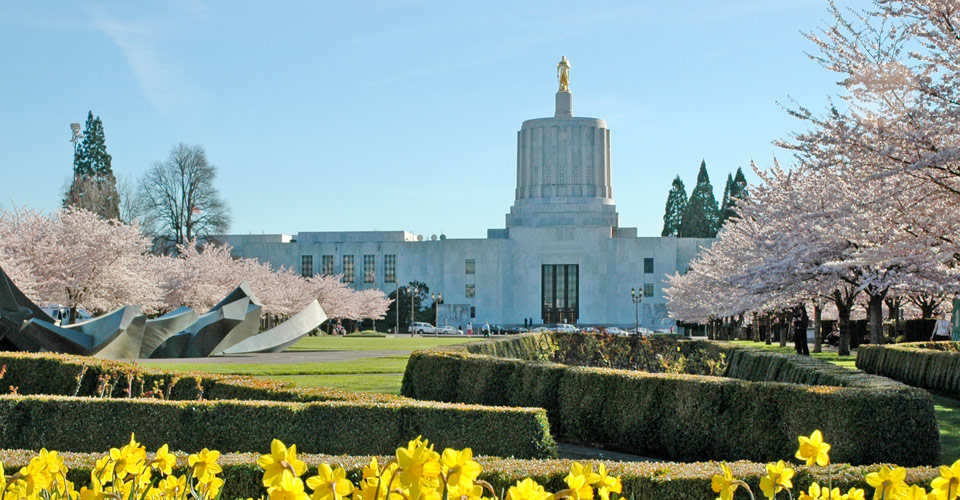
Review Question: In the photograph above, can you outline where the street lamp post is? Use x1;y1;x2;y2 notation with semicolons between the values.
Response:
630;288;643;333
432;292;442;336
410;285;418;336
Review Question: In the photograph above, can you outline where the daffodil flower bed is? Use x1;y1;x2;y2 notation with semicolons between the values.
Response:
712;430;956;500
0;436;623;500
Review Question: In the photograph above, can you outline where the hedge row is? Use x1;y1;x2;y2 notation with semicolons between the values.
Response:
0;351;397;403
716;343;904;388
0;394;556;459
857;342;960;397
0;351;556;459
0;448;942;500
402;336;939;465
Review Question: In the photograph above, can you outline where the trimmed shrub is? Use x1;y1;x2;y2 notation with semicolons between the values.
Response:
0;351;556;458
0;448;941;500
403;335;939;465
857;342;960;398
0;394;556;458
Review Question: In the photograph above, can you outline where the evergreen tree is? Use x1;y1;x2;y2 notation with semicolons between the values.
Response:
661;176;688;236
732;166;749;200
720;173;735;224
680;160;721;237
64;111;120;220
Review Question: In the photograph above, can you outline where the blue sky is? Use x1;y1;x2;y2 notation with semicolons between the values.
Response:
0;1;866;238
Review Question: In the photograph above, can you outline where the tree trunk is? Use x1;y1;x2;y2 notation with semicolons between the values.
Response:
921;304;935;319
813;304;822;354
838;305;851;356
868;291;886;344
764;314;772;345
778;312;788;347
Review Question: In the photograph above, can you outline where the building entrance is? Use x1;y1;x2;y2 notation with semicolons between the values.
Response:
542;264;579;324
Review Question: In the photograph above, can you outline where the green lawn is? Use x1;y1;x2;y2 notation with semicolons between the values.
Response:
254;374;405;394
731;340;960;463
147;355;409;376
286;335;482;352
145;335;482;395
730;340;857;369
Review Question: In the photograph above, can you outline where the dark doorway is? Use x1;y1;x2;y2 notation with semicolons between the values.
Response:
542;264;579;324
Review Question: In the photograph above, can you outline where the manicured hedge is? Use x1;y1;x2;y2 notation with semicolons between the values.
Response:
0;351;397;403
0;448;941;500
402;335;939;465
0;394;556;459
857;342;960;397
0;351;556;459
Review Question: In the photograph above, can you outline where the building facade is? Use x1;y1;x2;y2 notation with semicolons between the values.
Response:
221;82;713;329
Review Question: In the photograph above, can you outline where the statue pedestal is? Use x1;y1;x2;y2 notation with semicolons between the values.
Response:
555;91;572;118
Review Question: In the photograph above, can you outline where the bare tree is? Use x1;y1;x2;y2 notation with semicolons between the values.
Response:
137;143;231;254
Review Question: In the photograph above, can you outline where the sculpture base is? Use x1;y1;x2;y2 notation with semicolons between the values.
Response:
555;91;572;118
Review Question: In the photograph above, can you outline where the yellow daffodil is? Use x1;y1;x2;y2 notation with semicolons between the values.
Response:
563;472;594;500
866;465;907;500
0;461;5;492
441;448;483;492
149;444;176;476
358;459;402;500
19;458;51;495
588;463;622;500
110;434;147;480
507;478;553;500
259;439;308;488
712;463;738;500
847;488;867;500
200;476;226;499
158;475;187;499
307;464;355;500
796;430;831;467
269;475;310;500
905;485;930;500
188;448;223;483
933;459;960;500
759;460;794;499
396;436;441;500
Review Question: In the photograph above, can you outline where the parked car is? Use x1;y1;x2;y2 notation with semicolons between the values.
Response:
410;322;438;334
506;326;529;334
604;326;626;335
581;326;600;334
438;326;463;335
544;323;580;333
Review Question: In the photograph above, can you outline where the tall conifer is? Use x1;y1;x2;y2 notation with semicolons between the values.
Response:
720;173;736;224
65;111;120;220
680;160;721;237
661;176;688;236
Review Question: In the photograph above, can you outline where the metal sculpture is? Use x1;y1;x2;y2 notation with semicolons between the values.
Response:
223;299;325;354
0;267;326;359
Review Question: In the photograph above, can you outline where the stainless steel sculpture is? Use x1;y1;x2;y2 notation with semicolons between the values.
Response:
150;283;263;358
223;299;325;354
0;267;326;359
20;306;146;359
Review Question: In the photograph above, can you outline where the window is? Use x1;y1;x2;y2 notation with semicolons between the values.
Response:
470;306;475;318
300;255;313;277
541;264;579;324
384;254;396;283
343;255;355;283
644;258;654;274
465;259;476;275
322;255;334;275
465;284;476;298
363;255;375;283
644;283;654;297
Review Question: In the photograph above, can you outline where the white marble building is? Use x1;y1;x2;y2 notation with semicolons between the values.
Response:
220;85;713;329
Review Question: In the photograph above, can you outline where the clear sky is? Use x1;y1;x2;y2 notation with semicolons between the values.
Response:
0;1;867;239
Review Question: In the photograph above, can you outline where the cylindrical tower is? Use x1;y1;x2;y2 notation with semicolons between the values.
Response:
505;89;619;228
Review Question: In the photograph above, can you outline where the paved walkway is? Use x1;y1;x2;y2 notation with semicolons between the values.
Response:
138;349;409;365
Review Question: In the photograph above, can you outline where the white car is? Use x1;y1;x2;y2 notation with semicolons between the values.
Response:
439;326;463;335
605;326;626;335
410;322;438;334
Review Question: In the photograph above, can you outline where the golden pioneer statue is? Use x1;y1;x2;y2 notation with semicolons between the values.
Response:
557;56;571;92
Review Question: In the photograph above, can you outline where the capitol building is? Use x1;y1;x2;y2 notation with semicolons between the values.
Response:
221;61;713;329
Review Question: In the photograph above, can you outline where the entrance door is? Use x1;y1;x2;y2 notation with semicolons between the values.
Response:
542;264;579;324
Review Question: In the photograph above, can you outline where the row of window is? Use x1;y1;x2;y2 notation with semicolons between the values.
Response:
301;254;397;283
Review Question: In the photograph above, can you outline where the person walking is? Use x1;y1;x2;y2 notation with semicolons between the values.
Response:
793;304;810;356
